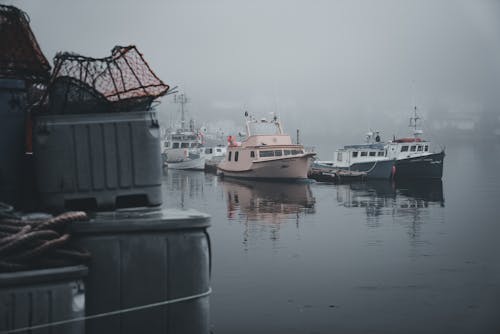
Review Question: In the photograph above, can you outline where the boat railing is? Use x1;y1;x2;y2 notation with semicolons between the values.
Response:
304;146;316;153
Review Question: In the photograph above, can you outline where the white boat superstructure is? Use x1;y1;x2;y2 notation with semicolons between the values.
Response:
203;146;227;161
162;130;205;170
217;112;315;180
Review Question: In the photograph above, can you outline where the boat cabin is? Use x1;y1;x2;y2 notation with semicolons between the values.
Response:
386;139;431;160
333;143;388;168
225;147;305;163
164;132;202;150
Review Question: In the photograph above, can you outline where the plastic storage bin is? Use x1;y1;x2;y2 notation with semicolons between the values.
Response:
33;111;162;210
0;265;87;334
70;208;211;334
0;78;27;206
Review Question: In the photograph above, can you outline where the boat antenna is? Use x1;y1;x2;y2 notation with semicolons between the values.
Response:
244;110;251;136
174;93;189;130
409;105;423;137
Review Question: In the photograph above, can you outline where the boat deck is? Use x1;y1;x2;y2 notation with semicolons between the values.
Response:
308;166;367;183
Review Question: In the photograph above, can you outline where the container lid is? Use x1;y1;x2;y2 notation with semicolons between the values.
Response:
0;265;87;287
70;207;210;234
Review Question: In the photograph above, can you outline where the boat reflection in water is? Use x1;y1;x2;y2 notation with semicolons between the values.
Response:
221;179;316;243
335;179;444;238
162;168;221;208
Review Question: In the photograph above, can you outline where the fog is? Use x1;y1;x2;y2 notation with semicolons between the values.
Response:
8;0;500;156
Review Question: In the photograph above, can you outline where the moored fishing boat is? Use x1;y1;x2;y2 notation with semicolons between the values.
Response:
162;129;205;170
315;131;395;179
217;112;315;180
386;107;445;179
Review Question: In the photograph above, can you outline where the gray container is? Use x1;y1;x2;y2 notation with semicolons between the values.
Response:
0;78;27;206
33;111;162;210
0;265;87;334
70;208;211;334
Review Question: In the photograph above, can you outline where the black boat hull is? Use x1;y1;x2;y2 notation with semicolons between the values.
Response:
344;159;395;179
394;151;445;179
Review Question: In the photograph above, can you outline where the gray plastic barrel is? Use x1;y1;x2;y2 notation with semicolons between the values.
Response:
70;208;211;334
0;265;87;334
0;78;27;207
33;111;162;210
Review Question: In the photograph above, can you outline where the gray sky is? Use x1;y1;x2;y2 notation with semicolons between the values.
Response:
8;0;500;152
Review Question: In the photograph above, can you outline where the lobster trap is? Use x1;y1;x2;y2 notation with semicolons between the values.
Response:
0;5;51;82
46;46;170;114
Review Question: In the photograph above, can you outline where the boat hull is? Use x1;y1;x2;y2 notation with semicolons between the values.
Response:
394;151;445;179
166;157;205;170
218;156;311;180
338;159;395;179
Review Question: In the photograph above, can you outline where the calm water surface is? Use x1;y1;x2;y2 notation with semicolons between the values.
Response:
162;144;500;334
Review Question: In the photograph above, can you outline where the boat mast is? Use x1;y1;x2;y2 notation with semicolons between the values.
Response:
409;106;423;138
272;114;284;135
174;93;189;130
244;111;252;136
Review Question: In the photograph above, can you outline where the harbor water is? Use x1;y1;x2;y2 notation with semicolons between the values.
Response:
162;143;500;334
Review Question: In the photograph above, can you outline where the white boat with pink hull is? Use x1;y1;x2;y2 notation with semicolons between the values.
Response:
217;112;315;180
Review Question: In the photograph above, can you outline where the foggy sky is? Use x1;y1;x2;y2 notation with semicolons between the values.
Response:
8;0;500;153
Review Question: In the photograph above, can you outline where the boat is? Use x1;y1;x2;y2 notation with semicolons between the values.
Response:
385;107;445;179
203;145;227;172
315;131;395;179
161;94;207;170
162;129;205;170
217;112;316;180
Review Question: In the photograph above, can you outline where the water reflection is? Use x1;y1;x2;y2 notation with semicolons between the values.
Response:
221;179;316;244
162;169;221;208
335;179;444;240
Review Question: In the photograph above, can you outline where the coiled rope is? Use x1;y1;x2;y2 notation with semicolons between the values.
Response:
0;204;90;272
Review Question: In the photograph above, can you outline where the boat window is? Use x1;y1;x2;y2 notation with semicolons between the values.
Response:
181;143;189;148
385;150;387;157
410;146;416;152
191;143;198;148
172;143;179;148
235;151;239;161
337;152;343;161
275;150;282;156
259;150;274;157
369;151;376;157
360;151;367;157
352;151;358;158
284;150;291;155
250;151;255;158
291;149;303;155
228;151;232;161
417;146;423;151
377;151;384;156
424;145;428;152
401;146;409;152
216;148;222;153
205;148;213;154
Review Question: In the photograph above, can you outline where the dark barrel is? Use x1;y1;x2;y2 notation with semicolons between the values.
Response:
0;79;27;207
70;208;211;334
0;265;87;334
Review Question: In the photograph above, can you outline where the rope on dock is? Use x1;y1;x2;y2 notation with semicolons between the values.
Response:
0;205;90;272
0;287;212;334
